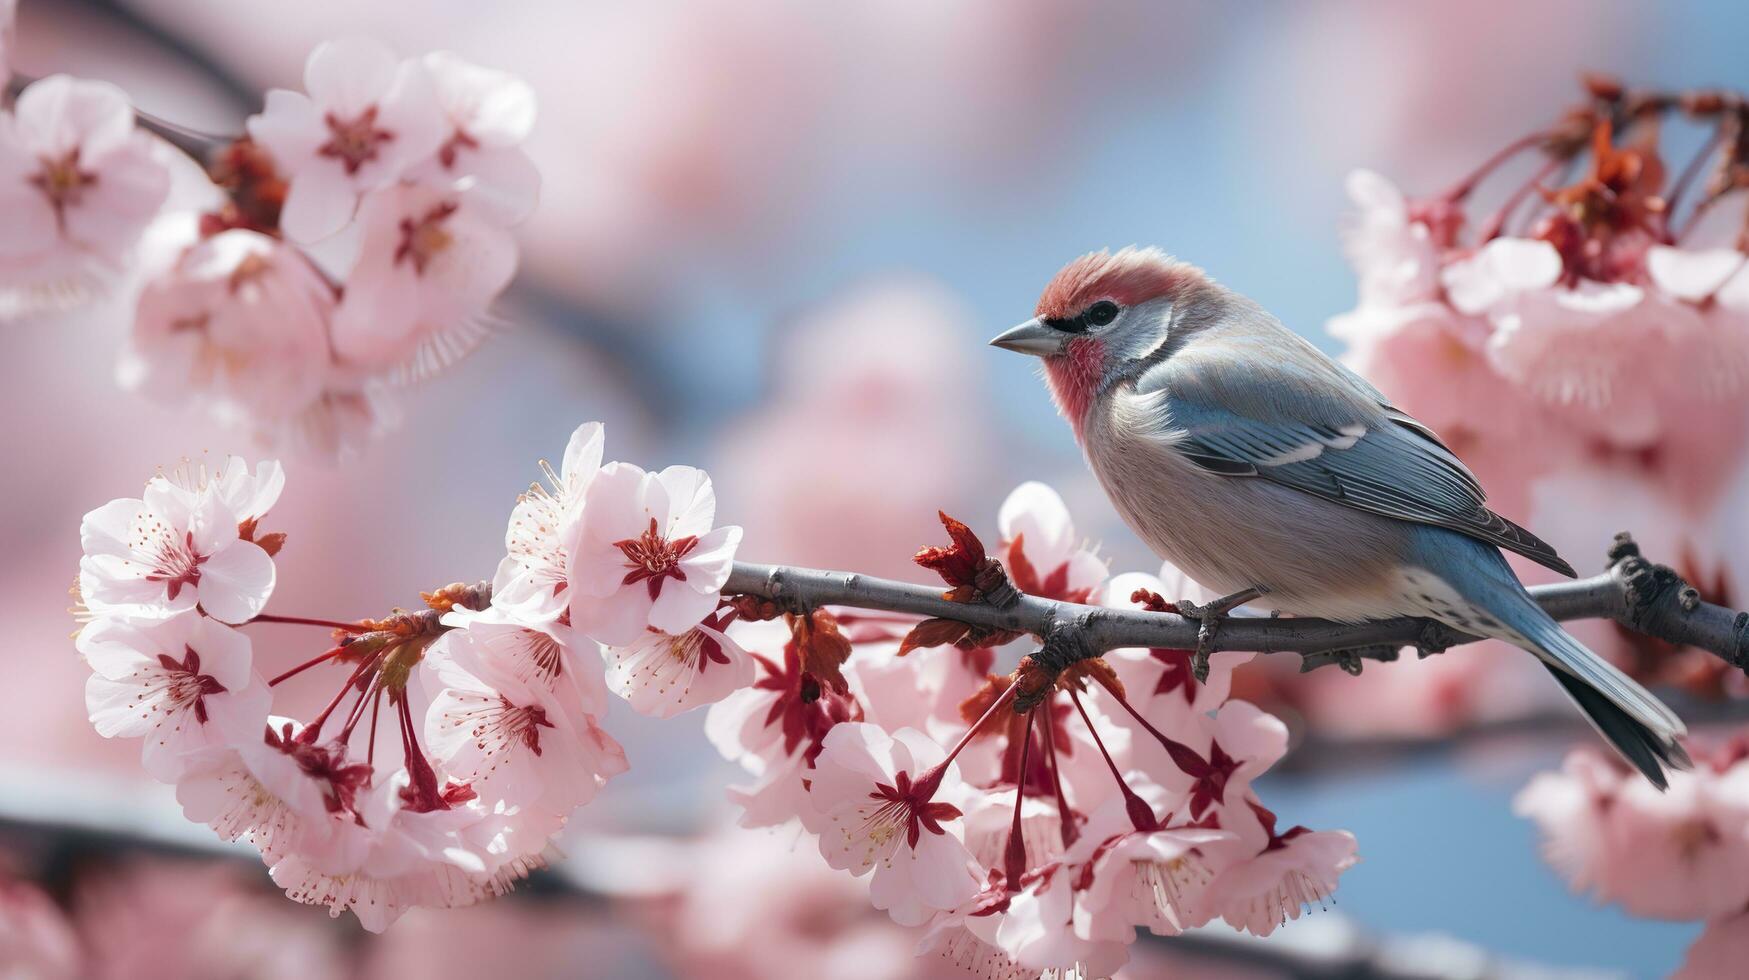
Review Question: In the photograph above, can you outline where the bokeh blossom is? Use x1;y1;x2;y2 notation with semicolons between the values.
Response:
0;21;537;458
0;75;170;316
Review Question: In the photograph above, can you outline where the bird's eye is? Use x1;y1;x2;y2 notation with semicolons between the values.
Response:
1084;301;1120;327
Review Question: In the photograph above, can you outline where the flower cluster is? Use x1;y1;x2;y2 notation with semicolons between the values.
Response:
122;38;537;457
1329;76;1749;707
1;22;535;458
707;483;1357;978
1516;738;1749;977
0;73;171;318
73;423;745;930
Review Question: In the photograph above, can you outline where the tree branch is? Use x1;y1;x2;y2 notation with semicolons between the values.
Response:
724;531;1749;677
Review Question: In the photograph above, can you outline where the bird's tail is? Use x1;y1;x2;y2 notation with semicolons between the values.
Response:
1410;534;1690;787
1465;578;1690;788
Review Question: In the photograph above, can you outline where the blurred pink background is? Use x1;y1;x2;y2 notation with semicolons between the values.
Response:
5;0;1745;976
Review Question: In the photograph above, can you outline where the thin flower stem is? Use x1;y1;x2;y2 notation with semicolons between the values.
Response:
1068;687;1156;832
1039;696;1080;849
1442;131;1551;202
1479;156;1565;242
302;650;383;742
914;681;1019;798
266;646;345;687
1002;710;1036;889
337;672;383;745
1666;124;1727;238
366;684;386;770
1090;672;1211;778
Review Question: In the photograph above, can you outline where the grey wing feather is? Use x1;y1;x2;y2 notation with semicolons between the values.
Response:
1135;338;1576;577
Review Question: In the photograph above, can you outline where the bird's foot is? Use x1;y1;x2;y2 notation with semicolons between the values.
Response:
1175;586;1269;683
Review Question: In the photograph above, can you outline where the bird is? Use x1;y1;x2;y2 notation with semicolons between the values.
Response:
990;246;1689;787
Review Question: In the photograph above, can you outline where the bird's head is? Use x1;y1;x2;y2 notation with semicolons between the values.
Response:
991;246;1204;436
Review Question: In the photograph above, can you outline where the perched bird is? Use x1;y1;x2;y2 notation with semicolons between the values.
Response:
991;246;1689;787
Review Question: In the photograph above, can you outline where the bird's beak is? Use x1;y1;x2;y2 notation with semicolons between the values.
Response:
989;317;1064;357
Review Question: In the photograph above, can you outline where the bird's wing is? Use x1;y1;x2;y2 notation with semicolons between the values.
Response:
1130;337;1576;577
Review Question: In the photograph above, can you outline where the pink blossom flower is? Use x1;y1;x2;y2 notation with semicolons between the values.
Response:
424;627;627;814
413;51;541;225
808;723;981;926
121;229;336;426
603;619;754;719
440;602;608;718
566;461;742;646
80;612;270;781
1198;798;1359;937
0;75;170;315
78;473;278;624
993;863;1129;979
245;37;444;243
1512;746;1630;900
1340;169;1446;307
176;717;373;875
1057;774;1233;942
1520;746;1749;921
491;422;604;623
996;481;1107;602
327;181;517;373
1100;568;1252;742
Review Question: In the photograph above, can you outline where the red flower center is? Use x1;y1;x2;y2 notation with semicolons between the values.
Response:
394;201;459;275
502;698;556;757
157;645;228;724
319;106;396;174
144;529;206;602
864;769;964;849
30;148;98;228
614;517;700;601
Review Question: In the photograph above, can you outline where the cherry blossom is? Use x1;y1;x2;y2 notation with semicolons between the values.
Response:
1517;745;1749;921
80;612;270;781
808;723;982;926
993;864;1129;979
603;619;754;719
413;51;541;224
244;37;444;244
492;422;605;623
1197;798;1359;937
327;180;517;374
176;717;374;875
0;74;170;315
1099;568;1252;740
424;625;627;814
121;229;336;428
78;472;277;624
567;461;742;646
1065;785;1233;941
441;602;608;718
996;481;1107;602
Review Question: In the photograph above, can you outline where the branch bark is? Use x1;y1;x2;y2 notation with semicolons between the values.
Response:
723;532;1749;677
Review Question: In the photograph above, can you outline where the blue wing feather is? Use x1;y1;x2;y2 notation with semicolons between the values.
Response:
1133;336;1576;577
